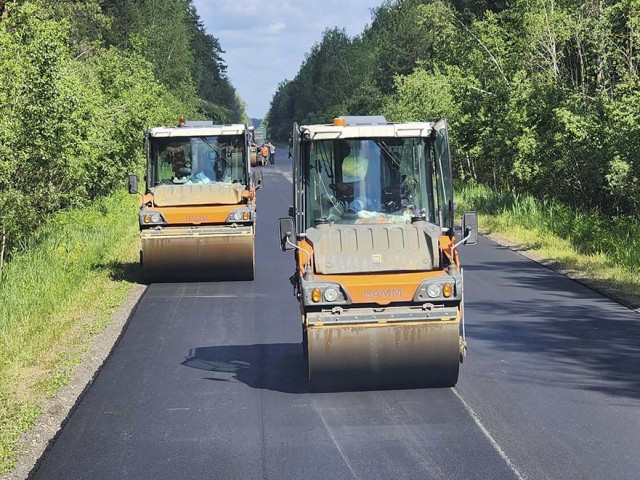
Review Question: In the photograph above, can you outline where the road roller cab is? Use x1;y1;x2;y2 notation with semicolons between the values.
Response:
129;119;263;282
278;116;477;390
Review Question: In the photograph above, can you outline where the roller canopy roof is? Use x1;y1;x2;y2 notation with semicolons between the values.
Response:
299;121;436;141
148;124;246;137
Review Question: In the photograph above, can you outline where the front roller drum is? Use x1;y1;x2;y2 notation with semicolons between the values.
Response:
306;321;460;391
141;226;255;282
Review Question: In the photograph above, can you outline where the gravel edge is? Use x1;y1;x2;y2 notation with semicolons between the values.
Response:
481;231;640;314
2;283;147;480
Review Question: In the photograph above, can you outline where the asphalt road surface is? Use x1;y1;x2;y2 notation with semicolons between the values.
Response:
30;149;640;480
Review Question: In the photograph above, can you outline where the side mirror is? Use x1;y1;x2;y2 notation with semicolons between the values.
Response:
128;174;138;195
252;170;264;190
462;211;478;245
278;217;296;252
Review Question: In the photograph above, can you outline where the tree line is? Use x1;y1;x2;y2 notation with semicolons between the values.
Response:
0;0;245;268
266;0;640;218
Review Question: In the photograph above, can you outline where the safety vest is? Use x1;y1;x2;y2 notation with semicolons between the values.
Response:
261;145;269;157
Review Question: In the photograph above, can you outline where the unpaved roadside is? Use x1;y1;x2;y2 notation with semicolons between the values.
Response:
2;284;147;480
481;230;640;314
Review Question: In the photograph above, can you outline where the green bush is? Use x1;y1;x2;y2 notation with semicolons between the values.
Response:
0;3;185;266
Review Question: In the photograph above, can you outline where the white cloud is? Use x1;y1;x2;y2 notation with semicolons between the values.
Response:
192;0;381;118
265;22;287;34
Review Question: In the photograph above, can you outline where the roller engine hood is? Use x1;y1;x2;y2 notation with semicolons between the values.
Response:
305;221;442;275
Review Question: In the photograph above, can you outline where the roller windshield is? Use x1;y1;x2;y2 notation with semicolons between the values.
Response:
149;135;246;188
303;137;448;229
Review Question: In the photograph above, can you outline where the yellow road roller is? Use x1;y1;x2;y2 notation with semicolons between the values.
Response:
278;116;477;390
129;119;263;282
248;125;258;167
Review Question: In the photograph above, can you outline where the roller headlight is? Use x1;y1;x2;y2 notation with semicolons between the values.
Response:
426;284;441;298
227;209;252;222
324;287;339;302
414;276;460;302
142;211;165;224
302;282;347;305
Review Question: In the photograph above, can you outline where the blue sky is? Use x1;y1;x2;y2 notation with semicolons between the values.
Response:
192;1;382;119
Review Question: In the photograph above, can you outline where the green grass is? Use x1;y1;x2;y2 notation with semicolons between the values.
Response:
456;182;640;300
0;189;141;473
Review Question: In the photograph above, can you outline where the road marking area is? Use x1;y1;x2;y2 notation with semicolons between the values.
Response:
312;399;359;479
452;388;526;480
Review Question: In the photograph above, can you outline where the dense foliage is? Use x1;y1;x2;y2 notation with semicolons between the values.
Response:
0;0;244;268
266;0;640;218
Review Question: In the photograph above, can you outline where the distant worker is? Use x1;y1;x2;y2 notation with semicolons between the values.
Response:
260;143;269;166
288;136;293;159
268;141;276;165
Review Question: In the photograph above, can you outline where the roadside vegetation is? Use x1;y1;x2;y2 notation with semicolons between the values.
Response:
0;0;245;473
266;0;640;298
457;183;640;302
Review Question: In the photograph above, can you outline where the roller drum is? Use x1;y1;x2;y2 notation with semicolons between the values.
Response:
306;320;460;391
141;226;255;282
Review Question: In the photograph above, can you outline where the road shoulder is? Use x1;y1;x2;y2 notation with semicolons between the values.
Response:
482;230;640;314
2;284;147;480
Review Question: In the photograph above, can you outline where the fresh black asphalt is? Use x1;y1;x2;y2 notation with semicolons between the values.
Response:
30;149;640;480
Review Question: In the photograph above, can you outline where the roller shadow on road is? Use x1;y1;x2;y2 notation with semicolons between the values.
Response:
181;343;460;394
182;343;308;394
